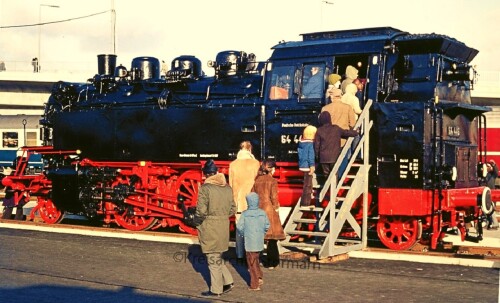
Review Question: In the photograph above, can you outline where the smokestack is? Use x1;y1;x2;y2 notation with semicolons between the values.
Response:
97;54;117;76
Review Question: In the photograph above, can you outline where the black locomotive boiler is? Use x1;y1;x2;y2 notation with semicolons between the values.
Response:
4;27;494;252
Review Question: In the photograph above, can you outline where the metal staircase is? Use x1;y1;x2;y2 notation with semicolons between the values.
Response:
281;99;373;259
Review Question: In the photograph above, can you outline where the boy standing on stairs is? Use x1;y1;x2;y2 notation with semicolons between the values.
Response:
298;125;317;208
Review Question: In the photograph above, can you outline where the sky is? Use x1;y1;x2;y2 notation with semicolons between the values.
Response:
0;0;499;76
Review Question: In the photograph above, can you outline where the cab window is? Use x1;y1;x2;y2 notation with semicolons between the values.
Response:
269;66;294;100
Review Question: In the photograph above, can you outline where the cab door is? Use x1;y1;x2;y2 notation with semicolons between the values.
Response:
262;62;326;163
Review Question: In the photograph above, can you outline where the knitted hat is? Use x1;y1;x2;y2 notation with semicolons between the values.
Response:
345;65;358;80
202;159;218;174
328;73;341;85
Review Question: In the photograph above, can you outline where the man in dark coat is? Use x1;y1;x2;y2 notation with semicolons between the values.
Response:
314;111;358;179
195;159;236;297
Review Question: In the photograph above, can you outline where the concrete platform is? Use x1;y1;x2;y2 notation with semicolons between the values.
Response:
2;218;500;269
1;227;498;303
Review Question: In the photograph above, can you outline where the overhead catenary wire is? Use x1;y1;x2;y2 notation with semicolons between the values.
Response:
0;10;110;29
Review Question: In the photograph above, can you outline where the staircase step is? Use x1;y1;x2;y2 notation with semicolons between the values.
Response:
287;230;329;237
299;206;324;212
294;218;317;224
340;185;351;190
280;241;323;249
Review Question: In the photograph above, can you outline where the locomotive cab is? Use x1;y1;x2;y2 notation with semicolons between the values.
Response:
262;30;377;164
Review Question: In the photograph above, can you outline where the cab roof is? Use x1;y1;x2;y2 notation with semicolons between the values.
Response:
271;27;478;63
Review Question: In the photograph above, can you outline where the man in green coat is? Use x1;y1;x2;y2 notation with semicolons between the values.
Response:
195;159;236;297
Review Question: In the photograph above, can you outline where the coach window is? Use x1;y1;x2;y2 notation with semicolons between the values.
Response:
301;64;325;100
2;132;18;148
269;66;294;100
26;131;37;146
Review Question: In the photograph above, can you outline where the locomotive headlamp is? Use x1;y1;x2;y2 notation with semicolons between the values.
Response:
446;166;458;181
76;149;81;155
468;66;475;82
443;166;457;182
451;166;457;181
139;161;146;167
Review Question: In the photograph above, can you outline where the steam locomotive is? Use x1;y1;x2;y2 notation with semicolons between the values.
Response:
3;27;496;252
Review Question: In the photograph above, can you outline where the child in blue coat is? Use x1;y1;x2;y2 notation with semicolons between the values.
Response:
236;192;270;290
298;125;317;207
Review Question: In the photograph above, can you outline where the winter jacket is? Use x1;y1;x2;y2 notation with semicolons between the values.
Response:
253;173;286;240
341;83;362;115
229;151;260;214
321;97;356;130
298;140;315;171
195;172;236;254
302;73;323;98
314;111;358;164
236;192;270;252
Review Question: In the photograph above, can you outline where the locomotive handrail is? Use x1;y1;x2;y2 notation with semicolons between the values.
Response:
19;146;80;155
274;109;320;116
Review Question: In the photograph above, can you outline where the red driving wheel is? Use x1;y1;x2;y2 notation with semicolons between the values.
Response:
114;204;158;231
175;170;202;235
37;196;64;224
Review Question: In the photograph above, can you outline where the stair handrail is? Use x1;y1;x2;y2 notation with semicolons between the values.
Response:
317;99;372;210
281;99;372;255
